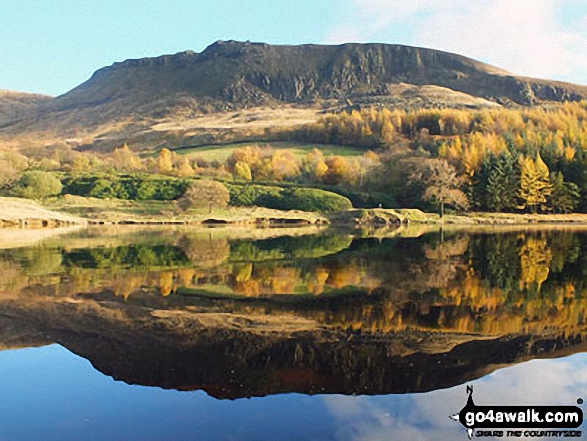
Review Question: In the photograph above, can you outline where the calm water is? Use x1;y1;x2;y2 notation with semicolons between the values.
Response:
0;225;586;440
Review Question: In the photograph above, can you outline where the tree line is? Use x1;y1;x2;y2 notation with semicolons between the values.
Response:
3;101;587;214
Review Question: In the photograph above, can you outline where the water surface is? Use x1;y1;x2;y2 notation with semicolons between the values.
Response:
0;225;586;440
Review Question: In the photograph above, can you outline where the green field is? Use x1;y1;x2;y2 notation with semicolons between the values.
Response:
173;141;364;162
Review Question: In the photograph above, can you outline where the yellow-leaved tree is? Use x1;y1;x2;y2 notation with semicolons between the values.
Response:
518;153;552;213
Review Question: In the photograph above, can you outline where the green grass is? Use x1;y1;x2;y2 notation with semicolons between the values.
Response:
173;141;364;162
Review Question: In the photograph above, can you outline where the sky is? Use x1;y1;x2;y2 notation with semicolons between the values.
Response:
1;0;586;96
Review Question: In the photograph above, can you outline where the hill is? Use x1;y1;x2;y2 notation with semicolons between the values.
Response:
0;90;52;126
2;41;587;149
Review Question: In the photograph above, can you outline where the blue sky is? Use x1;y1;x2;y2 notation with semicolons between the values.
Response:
1;0;586;96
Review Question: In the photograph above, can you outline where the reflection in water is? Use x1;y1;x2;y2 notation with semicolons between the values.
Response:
323;355;587;441
0;226;586;439
0;345;584;441
3;227;587;337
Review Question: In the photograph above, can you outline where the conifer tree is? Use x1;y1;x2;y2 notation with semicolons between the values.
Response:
486;151;520;212
518;153;553;212
549;172;580;213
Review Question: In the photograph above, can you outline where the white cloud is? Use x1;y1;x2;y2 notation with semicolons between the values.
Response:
325;0;587;85
322;355;587;441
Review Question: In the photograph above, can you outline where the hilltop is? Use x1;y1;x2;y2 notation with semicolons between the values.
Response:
1;41;587;150
0;90;52;126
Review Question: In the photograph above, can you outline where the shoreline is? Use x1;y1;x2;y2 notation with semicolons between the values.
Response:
5;196;587;229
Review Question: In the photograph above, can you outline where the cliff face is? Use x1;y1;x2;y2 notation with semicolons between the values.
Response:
38;43;574;128
2;41;587;146
55;41;587;112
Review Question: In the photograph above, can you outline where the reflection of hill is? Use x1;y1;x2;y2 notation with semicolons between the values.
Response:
0;294;584;398
3;227;587;398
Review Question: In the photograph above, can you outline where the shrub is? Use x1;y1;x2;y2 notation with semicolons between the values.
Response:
227;184;282;207
62;174;189;201
260;188;352;213
227;184;352;213
14;171;63;199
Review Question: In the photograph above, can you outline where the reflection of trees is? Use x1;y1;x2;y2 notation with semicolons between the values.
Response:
20;248;63;276
177;236;230;268
519;236;552;291
0;260;25;295
419;235;470;288
5;230;587;339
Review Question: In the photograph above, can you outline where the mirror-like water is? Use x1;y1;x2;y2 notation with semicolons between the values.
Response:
0;225;586;440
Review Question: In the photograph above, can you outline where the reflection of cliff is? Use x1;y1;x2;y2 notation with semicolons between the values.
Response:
0;294;584;399
3;227;587;399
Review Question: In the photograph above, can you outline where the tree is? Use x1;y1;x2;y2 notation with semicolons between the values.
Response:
270;150;300;181
227;146;261;169
518;153;553;213
14;171;63;199
157;148;174;174
381;119;395;144
112;144;143;172
177;179;230;213
413;159;469;216
176;157;195;177
549;172;580;213
302;149;328;182
485;151;520;212
70;153;91;173
0;151;28;188
325;156;356;185
234;161;252;181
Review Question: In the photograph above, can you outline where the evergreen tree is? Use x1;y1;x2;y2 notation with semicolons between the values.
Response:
549;172;580;213
486;151;520;212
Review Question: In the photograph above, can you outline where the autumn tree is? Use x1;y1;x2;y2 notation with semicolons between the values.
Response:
412;158;469;216
177;179;230;213
380;119;395;144
301;149;328;182
157;148;174;174
0;151;28;188
324;156;356;186
270;150;300;181
176;157;194;177
112;144;144;172
518;153;553;213
70;153;92;173
234;161;252;181
227;146;261;169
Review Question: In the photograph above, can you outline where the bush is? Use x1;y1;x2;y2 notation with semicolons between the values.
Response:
261;188;352;213
227;183;352;213
14;171;63;199
227;184;282;207
62;174;190;201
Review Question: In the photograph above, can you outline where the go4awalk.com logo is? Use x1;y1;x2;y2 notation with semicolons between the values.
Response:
450;386;584;439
